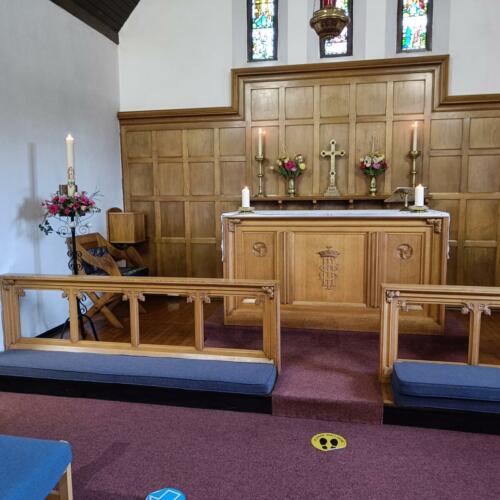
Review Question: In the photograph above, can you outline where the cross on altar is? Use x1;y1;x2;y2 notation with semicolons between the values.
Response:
321;139;345;196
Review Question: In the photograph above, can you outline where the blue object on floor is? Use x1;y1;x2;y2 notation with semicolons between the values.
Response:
0;434;72;500
146;487;186;500
0;349;277;396
392;361;500;413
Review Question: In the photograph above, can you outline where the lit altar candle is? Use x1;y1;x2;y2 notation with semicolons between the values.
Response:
66;134;76;196
241;186;250;208
66;134;74;169
414;184;425;207
257;128;264;158
411;122;418;151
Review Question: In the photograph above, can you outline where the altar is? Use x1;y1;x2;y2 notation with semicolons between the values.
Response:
222;210;450;333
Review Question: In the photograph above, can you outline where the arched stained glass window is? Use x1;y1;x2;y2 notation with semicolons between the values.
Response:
397;0;433;52
247;0;278;62
320;0;353;58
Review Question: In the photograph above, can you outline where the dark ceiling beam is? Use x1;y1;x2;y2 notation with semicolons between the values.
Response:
50;0;119;43
49;0;140;44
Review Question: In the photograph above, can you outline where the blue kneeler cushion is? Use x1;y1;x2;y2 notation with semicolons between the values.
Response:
0;349;277;396
0;434;72;500
392;361;500;413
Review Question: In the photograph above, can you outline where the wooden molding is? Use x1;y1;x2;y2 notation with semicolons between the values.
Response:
117;55;500;124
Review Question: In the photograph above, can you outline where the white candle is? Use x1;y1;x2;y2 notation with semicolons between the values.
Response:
412;122;418;151
414;184;425;207
242;186;250;208
66;134;74;168
257;128;264;157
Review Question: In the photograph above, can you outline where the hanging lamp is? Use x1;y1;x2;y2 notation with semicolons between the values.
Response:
310;0;350;42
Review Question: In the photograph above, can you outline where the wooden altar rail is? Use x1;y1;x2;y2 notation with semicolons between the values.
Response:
0;275;281;371
380;283;500;382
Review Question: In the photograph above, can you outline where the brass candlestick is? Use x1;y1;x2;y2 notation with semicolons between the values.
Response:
255;154;265;197
408;150;421;188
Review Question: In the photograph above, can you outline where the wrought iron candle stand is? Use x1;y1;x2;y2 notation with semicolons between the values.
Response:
255;154;265;197
55;194;99;341
408;149;421;188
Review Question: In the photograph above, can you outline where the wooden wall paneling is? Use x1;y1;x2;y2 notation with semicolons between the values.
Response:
119;56;500;285
313;84;321;194
428;156;462;192
468;155;500;192
347;82;357;194
383;81;394;194
356;82;387;116
469;117;500;149
285;86;314;120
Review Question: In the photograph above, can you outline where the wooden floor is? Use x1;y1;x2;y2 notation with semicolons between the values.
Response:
81;296;499;365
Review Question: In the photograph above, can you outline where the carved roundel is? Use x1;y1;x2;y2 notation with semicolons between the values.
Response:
252;241;268;257
397;244;413;260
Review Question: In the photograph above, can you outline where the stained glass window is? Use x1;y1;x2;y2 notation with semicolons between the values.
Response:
397;0;433;52
247;0;278;62
320;0;353;58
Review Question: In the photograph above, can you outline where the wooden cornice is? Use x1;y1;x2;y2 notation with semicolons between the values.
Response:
117;55;500;125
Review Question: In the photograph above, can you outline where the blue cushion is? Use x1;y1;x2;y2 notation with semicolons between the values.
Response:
392;362;500;413
0;350;277;396
0;435;72;500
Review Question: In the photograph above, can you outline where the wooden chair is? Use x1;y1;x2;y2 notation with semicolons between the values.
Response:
71;233;148;328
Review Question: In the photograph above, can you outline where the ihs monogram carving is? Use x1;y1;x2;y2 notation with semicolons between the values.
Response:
252;241;268;257
396;244;413;260
318;247;341;290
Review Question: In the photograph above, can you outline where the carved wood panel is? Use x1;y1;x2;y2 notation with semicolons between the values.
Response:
119;56;500;285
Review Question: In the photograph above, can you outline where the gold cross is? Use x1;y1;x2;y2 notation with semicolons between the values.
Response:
321;139;345;196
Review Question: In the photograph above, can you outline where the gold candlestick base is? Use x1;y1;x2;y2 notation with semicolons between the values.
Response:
238;206;255;213
409;205;428;212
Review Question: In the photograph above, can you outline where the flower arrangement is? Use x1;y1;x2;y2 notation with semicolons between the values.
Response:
359;152;388;177
39;191;100;235
273;154;306;178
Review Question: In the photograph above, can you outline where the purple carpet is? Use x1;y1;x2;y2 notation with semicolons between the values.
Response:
206;309;469;424
0;392;499;499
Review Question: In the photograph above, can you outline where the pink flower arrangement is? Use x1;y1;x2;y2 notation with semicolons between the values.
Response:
359;152;388;177
273;154;306;178
39;191;100;235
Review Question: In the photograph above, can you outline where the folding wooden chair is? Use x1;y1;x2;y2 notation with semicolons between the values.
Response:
71;233;148;328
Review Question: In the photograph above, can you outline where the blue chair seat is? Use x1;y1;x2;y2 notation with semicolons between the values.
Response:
392;361;500;413
0;435;72;500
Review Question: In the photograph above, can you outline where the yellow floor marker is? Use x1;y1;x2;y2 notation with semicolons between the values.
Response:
311;433;347;452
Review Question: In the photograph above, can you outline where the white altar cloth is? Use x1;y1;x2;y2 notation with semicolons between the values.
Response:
221;209;449;220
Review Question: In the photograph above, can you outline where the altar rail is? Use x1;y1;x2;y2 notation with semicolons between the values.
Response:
0;275;280;371
380;283;500;382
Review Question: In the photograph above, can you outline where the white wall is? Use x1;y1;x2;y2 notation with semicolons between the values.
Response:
0;0;123;347
447;0;499;95
119;0;233;110
119;0;500;111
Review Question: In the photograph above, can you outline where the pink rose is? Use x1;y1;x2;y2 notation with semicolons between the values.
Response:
64;208;71;215
49;205;58;215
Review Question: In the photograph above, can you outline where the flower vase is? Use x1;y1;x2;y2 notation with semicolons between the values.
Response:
287;177;296;197
369;175;377;196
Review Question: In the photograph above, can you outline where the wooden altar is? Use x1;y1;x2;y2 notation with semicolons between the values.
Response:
222;210;449;333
